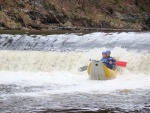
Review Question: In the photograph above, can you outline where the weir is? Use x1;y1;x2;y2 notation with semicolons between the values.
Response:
0;32;150;52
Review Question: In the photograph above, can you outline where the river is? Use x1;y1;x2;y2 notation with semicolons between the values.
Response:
0;32;150;112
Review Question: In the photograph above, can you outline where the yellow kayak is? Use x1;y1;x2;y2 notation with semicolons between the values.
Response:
87;60;117;80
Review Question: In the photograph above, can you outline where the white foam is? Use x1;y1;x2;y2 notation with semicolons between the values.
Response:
0;32;150;96
0;47;150;74
0;71;149;96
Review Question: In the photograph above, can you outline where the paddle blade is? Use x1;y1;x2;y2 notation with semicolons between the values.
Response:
78;66;88;72
114;61;127;67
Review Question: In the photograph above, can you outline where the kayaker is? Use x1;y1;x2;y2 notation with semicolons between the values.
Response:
100;51;108;67
106;50;116;69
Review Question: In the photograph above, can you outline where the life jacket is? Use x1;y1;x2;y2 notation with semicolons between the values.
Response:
107;56;116;69
107;56;116;62
100;57;108;67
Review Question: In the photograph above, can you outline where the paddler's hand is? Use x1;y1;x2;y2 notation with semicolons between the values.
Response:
112;57;116;60
109;61;113;64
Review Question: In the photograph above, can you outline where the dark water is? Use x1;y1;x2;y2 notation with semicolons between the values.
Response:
0;89;150;113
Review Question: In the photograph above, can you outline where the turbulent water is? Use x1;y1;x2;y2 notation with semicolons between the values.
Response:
0;32;150;112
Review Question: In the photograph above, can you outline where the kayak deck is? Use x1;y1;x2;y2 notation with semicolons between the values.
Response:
87;60;116;80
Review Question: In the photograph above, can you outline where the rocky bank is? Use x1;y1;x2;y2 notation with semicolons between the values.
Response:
0;0;150;31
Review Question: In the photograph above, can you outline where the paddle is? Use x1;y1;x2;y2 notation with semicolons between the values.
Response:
114;61;127;67
78;61;127;72
78;66;88;72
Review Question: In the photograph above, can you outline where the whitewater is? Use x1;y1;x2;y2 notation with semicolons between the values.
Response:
0;32;150;112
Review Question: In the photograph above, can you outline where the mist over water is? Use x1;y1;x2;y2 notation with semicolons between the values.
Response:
0;32;150;112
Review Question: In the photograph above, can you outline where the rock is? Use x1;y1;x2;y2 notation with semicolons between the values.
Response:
106;7;113;15
0;27;6;30
0;11;19;29
114;12;124;20
21;27;30;31
18;11;32;27
63;21;72;27
143;17;150;30
99;21;112;28
114;12;150;26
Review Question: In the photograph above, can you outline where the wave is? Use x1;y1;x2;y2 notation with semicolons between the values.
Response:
0;47;150;74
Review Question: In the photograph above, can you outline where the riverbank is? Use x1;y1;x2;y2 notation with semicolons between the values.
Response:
0;28;143;35
0;0;150;31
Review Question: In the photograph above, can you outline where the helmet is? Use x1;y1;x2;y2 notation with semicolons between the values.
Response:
106;50;111;53
102;51;107;55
